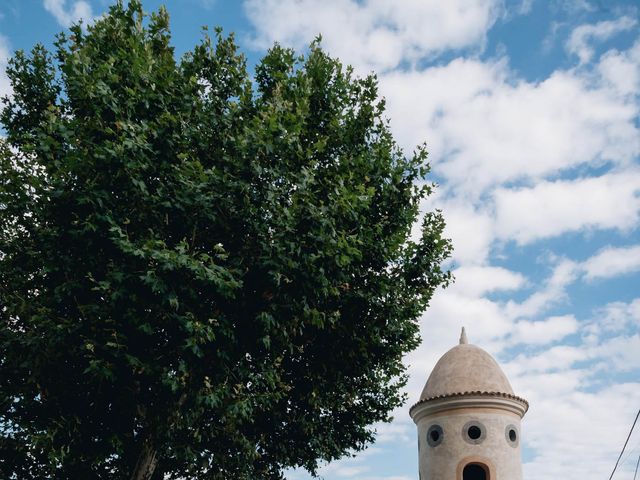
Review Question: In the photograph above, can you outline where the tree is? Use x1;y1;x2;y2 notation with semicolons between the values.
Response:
0;2;451;479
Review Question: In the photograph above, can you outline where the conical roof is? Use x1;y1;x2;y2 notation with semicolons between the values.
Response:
419;328;514;401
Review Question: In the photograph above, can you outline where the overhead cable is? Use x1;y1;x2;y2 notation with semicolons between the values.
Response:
608;408;640;480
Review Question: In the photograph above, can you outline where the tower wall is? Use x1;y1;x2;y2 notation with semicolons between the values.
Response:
416;407;523;480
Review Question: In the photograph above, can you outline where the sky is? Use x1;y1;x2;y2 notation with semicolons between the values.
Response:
1;1;639;479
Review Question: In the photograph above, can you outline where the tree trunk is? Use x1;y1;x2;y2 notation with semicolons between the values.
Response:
129;438;159;480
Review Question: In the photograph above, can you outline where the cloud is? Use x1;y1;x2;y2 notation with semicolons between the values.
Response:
502;305;640;479
505;327;640;478
590;333;640;371
582;244;640;280
0;35;11;100
507;345;587;374
598;39;640;96
450;265;526;296
372;421;413;445
421;291;512;346
510;315;579;345
586;298;640;335
381;56;640;195
567;16;638;64
244;0;502;72
493;171;640;244
506;258;580;320
436;199;495;265
521;382;640;480
43;0;93;27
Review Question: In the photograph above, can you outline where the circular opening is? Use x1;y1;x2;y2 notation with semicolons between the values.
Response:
468;425;482;440
462;421;486;444
505;424;519;447
426;424;443;447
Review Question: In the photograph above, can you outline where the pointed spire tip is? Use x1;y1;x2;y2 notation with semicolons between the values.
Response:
459;327;468;345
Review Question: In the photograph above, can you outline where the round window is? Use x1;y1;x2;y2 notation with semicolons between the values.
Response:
462;421;486;444
505;424;519;447
468;425;482;439
426;424;444;447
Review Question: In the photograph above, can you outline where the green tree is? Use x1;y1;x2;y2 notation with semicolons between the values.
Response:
0;2;451;479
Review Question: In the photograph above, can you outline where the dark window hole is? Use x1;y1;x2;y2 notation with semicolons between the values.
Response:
463;463;487;480
427;425;443;447
468;425;482;440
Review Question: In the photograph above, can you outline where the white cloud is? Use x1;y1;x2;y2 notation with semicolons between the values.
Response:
381;57;640;195
586;298;640;335
510;314;579;345
450;265;526;296
506;345;587;374
503;320;640;479
43;0;93;28
493;171;640;244
421;291;512;346
598;39;640;96
506;258;580;320
438;200;495;265
522;382;640;480
505;333;640;478
372;421;413;445
582;244;640;280
0;35;11;100
590;333;640;371
244;0;502;73
567;16;638;64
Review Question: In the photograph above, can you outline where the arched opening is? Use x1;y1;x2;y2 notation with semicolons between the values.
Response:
463;463;489;480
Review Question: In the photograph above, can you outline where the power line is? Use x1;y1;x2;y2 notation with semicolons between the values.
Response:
634;454;640;480
617;440;640;470
608;408;639;480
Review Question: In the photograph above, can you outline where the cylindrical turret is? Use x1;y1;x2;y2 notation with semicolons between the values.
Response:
410;328;528;480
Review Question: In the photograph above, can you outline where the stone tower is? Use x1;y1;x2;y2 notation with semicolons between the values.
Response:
409;328;528;480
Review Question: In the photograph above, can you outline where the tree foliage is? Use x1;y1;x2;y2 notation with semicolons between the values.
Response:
0;2;451;478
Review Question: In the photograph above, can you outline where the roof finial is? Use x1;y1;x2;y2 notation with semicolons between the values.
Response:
459;327;468;345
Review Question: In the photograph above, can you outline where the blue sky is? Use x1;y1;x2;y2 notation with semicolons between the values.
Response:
1;1;639;479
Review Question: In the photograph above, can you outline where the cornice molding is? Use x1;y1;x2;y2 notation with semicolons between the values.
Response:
409;391;529;422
